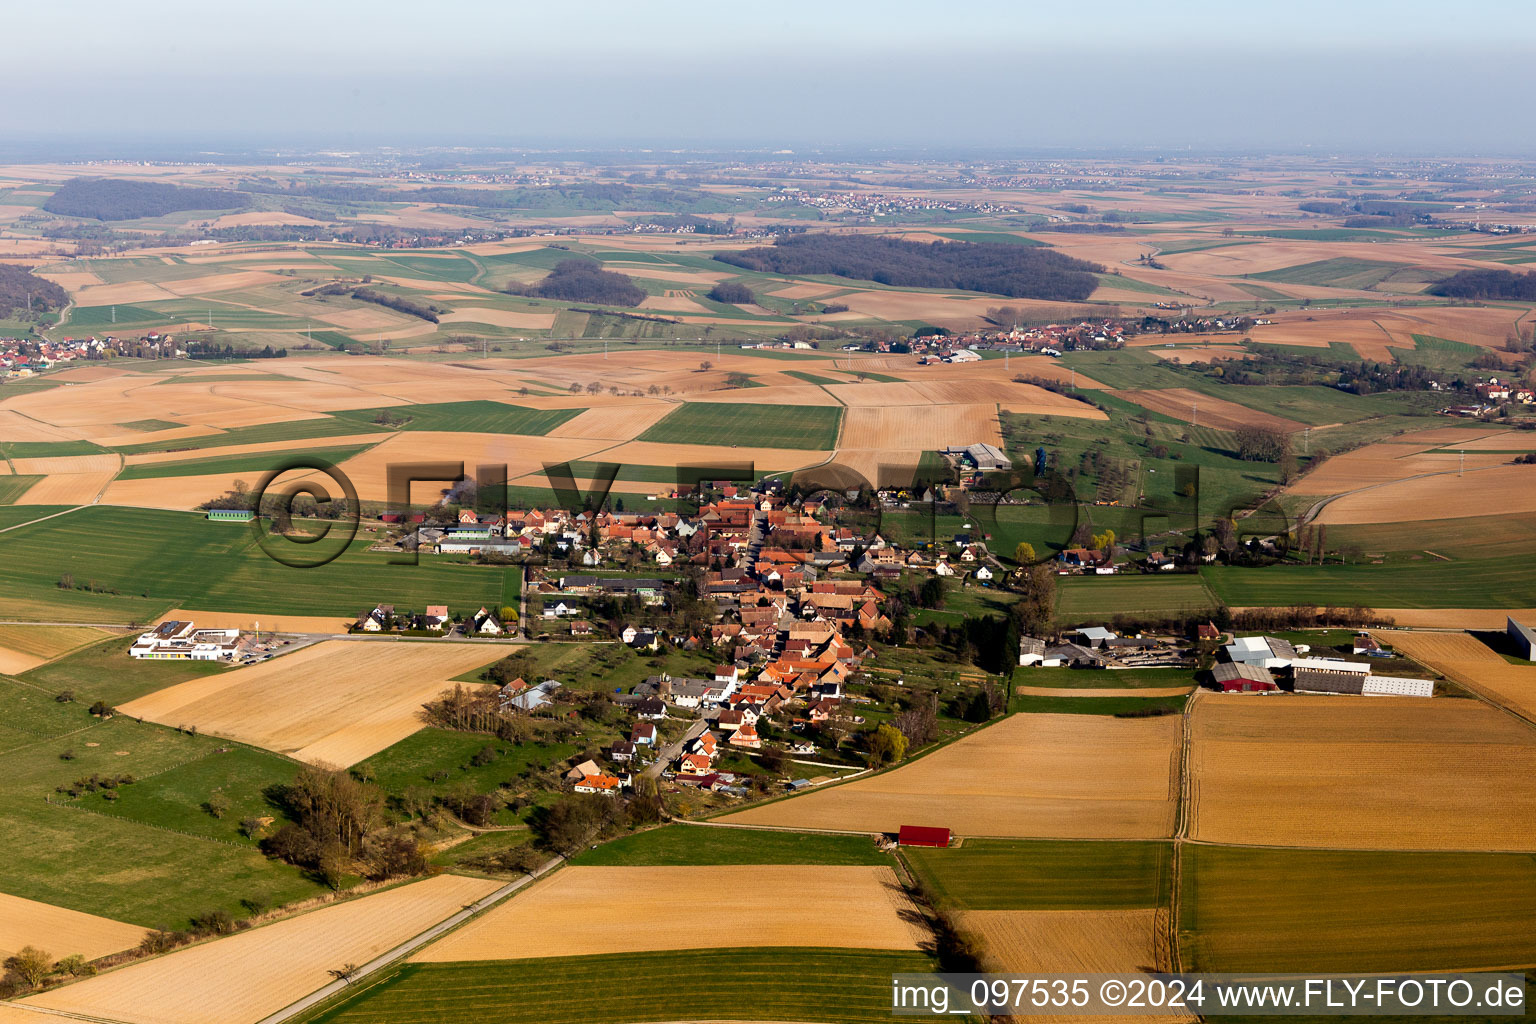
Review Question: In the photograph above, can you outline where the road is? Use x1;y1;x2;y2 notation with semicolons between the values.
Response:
644;717;708;778
253;854;565;1024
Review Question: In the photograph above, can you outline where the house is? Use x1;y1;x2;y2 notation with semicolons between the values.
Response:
608;741;636;762
664;679;712;709
1211;661;1277;693
714;664;739;686
1145;552;1176;571
1196;622;1221;643
973;565;994;582
569;619;593;637
422;605;449;631
716;708;747;733
354;605;394;632
504;680;561;711
563;758;602;782
1018;636;1046;666
634;697;667;720
542;601;578;619
897;825;952;848
470;607;503;635
631;721;657;745
678;753;713;775
498;677;529;698
728;721;761;749
628;630;659;651
574;773;622;795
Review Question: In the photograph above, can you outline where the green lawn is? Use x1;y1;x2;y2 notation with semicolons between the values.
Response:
571;824;891;866
638;402;842;450
905;838;1171;910
1181;845;1536;974
1056;574;1217;620
0;506;515;621
306;949;965;1024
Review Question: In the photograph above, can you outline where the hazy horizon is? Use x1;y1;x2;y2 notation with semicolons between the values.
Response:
5;0;1536;157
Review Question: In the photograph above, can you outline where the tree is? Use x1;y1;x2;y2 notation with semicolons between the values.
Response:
1012;541;1037;565
1091;529;1116;553
206;791;231;819
867;723;908;767
963;690;993;723
1234;425;1289;463
4;946;52;989
699;360;714;372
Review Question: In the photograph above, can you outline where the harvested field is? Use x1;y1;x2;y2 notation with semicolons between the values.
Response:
720;713;1180;839
0;892;146;962
838;404;1001;449
1378;630;1536;721
117;641;503;767
1150;345;1251;363
962;909;1187;1021
596;440;831;474
0;410;82;443
1315;462;1536;524
0;625;114;674
123;432;390;466
21;874;502;1024
547;403;675;440
158;608;350;634
1369;608;1536;629
1116;387;1303;432
413;865;925;963
14;471;117;505
438;308;558;329
100;471;321;511
1188;693;1536;850
335;432;610;502
10;454;121;476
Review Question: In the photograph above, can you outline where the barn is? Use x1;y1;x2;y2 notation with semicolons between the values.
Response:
1211;661;1277;693
898;825;952;848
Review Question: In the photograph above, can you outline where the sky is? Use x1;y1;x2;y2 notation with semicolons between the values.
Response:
7;0;1535;154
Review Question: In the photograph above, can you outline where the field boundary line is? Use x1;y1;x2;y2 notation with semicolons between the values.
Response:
0;504;89;535
44;797;252;849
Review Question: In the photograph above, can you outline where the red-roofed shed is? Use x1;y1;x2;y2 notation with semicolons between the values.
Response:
898;825;952;848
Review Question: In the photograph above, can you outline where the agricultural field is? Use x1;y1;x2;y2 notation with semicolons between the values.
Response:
1056;574;1217;620
638;400;842;449
118;640;505;767
304;949;956;1024
903;838;1171;911
1187;693;1536;850
412;865;926;962
1377;630;1536;721
569;823;892;866
0;506;514;622
0;893;147;962
0;624;117;675
1181;845;1536;973
19;874;502;1024
720;712;1181;839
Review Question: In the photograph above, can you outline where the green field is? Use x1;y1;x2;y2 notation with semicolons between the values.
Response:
1202;555;1536;608
72;744;303;843
1391;333;1484;370
904;838;1171;910
0;506;515;621
1181;846;1536;974
343;401;581;435
0;688;324;928
114;443;375;481
638;402;842;450
1247;258;1415;290
1056;574;1217;620
0;475;43;504
1013;666;1196;689
1008;694;1189;716
108;416;379;456
306;949;964;1024
571;824;892;866
356;728;576;825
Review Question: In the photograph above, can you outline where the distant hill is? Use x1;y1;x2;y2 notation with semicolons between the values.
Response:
1428;268;1536;301
716;233;1104;302
507;259;645;307
0;264;69;318
44;178;250;221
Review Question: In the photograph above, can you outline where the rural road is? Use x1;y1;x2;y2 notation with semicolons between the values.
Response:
253;855;565;1024
645;717;707;778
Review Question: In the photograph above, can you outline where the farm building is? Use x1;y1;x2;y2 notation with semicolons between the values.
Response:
897;825;952;848
1292;667;1368;695
1018;636;1046;666
1361;675;1434;698
1508;617;1536;661
940;443;1011;471
1223;635;1298;669
206;508;253;523
1211;661;1277;693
